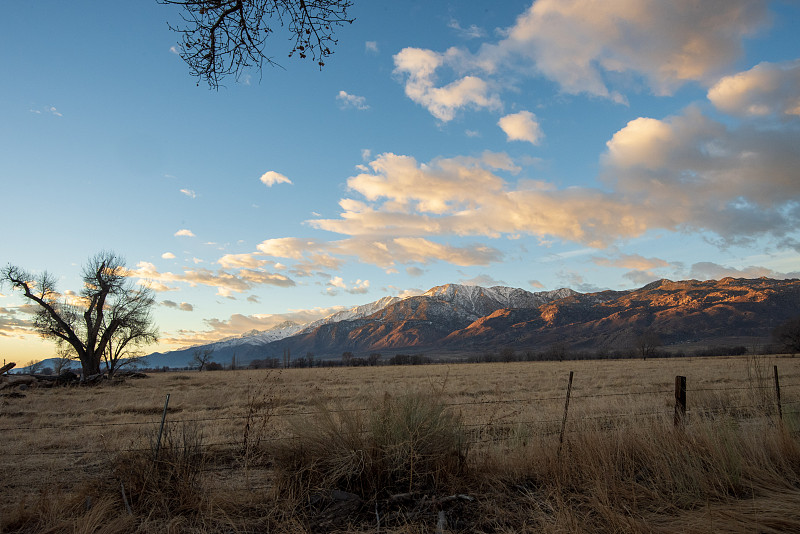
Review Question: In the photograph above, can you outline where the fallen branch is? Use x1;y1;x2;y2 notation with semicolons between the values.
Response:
0;375;36;390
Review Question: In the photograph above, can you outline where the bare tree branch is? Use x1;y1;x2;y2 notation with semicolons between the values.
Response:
160;0;354;89
192;348;215;371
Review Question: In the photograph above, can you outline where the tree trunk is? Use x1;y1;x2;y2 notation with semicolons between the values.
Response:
80;353;102;376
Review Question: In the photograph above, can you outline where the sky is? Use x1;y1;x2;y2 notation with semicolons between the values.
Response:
1;0;799;362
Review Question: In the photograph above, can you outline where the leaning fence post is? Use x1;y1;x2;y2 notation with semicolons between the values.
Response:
558;371;574;456
774;365;783;421
674;376;686;428
154;393;171;461
120;481;133;515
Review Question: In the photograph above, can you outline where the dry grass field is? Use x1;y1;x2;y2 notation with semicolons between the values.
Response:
2;354;800;533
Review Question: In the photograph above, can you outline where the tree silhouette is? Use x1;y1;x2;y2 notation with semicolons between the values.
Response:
192;348;215;370
636;329;661;359
773;316;800;355
2;251;158;377
160;0;354;88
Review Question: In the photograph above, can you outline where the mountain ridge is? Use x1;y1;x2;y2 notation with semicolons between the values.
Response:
146;278;800;367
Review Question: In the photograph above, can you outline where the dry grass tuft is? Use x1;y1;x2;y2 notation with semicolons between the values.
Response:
113;421;207;516
474;416;800;532
274;390;468;501
1;489;134;534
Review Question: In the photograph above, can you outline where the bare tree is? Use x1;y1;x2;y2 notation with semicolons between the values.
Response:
103;319;158;377
25;360;45;375
636;329;661;359
2;251;159;377
53;346;75;375
192;348;215;371
773;316;800;356
160;0;354;89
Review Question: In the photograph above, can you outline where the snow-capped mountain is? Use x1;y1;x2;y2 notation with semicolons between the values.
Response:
143;278;800;366
205;296;404;350
135;277;800;367
298;295;403;334
215;321;306;348
421;284;577;320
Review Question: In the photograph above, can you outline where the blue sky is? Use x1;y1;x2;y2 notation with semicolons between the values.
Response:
2;0;799;361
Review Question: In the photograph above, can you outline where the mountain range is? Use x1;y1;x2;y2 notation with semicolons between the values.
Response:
146;277;800;367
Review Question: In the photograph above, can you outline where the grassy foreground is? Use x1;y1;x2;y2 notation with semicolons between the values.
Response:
1;355;799;532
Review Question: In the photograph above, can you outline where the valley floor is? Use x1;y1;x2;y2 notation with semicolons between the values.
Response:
2;355;799;532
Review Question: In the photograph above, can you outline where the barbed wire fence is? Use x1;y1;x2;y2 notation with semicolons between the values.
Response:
3;370;797;462
2;359;798;530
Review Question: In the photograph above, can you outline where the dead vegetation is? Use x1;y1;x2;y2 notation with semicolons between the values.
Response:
1;356;799;532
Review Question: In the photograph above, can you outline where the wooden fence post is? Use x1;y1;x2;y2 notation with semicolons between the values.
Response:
774;365;783;421
674;376;686;428
154;393;171;461
558;371;574;455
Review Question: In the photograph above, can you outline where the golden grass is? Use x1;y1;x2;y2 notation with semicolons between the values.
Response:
1;355;799;532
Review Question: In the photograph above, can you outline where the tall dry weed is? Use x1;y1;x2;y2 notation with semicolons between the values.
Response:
747;353;775;414
476;413;800;532
114;420;206;516
274;390;468;501
0;489;134;534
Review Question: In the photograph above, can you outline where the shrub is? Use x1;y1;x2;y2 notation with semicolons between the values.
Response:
274;391;468;499
114;422;206;515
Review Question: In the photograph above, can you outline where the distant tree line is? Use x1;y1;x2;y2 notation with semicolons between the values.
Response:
172;313;800;372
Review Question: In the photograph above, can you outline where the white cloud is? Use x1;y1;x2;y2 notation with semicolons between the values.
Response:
393;0;770;119
161;252;176;259
139;280;179;292
326;277;369;295
259;171;293;187
349;279;370;294
393;47;501;122
593;253;676;286
29;106;63;117
602;107;800;243
0;306;34;336
258;233;501;271
459;274;507;287
129;260;295;295
365;41;379;54
498;0;769;97
406;266;425;277
304;106;800;260
498;111;543;145
174;229;195;237
309;151;641;248
448;19;486;39
592;253;670;272
336;90;370;110
708;59;800;117
161;306;347;347
162;300;194;312
622;270;663;286
218;253;271;270
689;262;800;281
180;188;197;198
